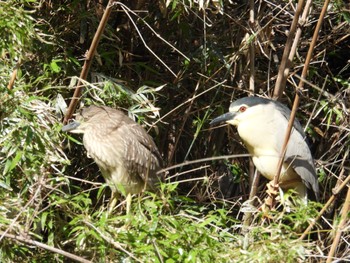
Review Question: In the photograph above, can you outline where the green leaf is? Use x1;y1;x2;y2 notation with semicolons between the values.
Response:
50;59;62;73
7;150;22;173
41;211;48;230
0;180;12;190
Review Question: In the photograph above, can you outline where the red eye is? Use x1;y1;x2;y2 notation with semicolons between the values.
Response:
239;106;247;112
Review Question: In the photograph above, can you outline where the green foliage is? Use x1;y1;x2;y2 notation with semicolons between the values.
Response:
0;0;37;60
1;0;349;262
319;100;344;128
63;189;238;262
0;0;34;88
333;0;350;22
0;88;69;261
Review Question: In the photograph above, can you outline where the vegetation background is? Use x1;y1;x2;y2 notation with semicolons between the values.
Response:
1;0;349;262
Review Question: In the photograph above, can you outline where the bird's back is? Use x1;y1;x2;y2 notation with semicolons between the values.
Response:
80;106;163;195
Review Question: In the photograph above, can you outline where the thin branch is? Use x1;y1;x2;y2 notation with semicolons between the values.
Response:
266;0;330;209
153;80;227;127
248;0;256;94
63;0;116;124
0;231;91;263
273;0;305;100
326;175;350;262
300;173;350;240
283;0;313;95
84;221;142;262
0;176;45;242
113;2;190;61
117;3;178;77
158;153;251;173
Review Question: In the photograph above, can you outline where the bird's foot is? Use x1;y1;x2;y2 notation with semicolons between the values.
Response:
259;203;275;220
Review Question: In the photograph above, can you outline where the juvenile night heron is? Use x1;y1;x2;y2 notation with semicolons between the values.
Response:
210;96;319;201
62;105;163;212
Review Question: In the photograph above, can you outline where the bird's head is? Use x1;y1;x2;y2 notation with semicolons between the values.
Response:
210;96;271;127
62;105;103;134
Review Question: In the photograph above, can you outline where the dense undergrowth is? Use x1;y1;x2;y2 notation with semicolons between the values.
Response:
1;0;349;262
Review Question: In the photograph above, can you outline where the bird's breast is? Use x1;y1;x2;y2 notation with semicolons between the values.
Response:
238;128;301;183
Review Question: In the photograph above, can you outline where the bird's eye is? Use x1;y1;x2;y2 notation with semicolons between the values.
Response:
239;106;247;112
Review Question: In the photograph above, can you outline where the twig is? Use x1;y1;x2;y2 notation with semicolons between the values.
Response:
152;80;226;127
169;81;199;165
273;0;306;99
152;239;164;263
167;176;210;185
326;178;350;262
7;58;21;90
247;0;258;219
0;176;45;242
248;0;256;93
0;231;91;263
157;153;251;174
63;0;116;124
242;169;260;228
284;0;313;94
166;165;211;180
84;221;142;262
267;0;330;209
117;3;177;78
113;2;189;61
300;173;350;240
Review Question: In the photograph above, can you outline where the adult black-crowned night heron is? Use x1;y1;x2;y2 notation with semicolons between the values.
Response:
210;96;319;201
62;105;163;212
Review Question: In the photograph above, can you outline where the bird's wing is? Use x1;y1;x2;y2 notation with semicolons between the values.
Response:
274;108;319;200
103;107;162;166
118;122;162;186
83;109;162;186
273;101;303;133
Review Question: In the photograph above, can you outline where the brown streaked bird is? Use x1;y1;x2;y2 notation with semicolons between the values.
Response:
62;105;163;213
210;97;319;202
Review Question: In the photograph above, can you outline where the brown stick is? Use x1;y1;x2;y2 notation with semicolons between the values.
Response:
300;174;350;240
248;0;256;94
7;59;22;90
272;0;305;100
246;0;260;213
326;182;350;262
63;0;116;124
278;0;313;98
243;169;260;228
267;0;330;208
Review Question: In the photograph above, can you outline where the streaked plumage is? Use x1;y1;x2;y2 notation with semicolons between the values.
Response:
63;105;163;210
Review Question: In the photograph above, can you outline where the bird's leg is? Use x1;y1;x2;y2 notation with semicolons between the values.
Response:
107;192;118;214
126;193;132;215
